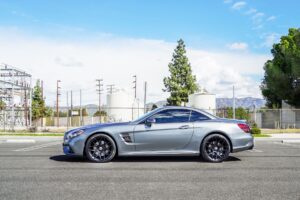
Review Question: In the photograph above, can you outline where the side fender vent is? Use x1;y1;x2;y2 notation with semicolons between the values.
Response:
120;132;133;143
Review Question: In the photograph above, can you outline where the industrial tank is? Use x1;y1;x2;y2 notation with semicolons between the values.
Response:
106;89;144;122
187;88;216;114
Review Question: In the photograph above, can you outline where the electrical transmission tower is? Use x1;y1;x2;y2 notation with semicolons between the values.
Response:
0;63;32;131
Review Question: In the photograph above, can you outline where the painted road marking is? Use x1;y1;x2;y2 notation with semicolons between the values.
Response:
282;140;300;143
5;139;36;143
274;141;300;148
247;149;263;153
14;141;61;152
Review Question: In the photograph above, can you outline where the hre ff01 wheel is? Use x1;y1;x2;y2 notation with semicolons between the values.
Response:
85;134;117;163
201;134;231;162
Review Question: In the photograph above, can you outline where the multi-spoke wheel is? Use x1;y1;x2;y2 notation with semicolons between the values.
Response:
201;134;231;162
85;134;116;163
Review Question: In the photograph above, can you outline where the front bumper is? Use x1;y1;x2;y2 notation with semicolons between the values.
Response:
63;143;74;155
62;134;86;156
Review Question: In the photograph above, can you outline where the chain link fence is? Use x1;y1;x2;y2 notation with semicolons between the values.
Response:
3;107;300;130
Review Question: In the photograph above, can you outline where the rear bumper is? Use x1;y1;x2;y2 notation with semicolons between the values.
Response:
232;143;254;153
231;134;254;153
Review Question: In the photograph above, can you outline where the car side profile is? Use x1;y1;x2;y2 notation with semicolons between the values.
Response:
63;106;254;163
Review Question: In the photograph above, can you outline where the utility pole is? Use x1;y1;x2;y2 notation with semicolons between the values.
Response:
56;80;61;127
96;79;103;123
233;85;236;119
133;75;137;99
80;89;83;126
66;91;69;130
41;80;44;127
106;84;115;94
70;90;73;127
24;88;28;127
144;81;147;113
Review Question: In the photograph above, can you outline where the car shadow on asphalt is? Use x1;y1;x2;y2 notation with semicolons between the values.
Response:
49;155;241;163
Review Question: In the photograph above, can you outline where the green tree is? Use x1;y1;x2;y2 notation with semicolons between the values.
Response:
224;107;250;121
94;110;107;117
151;104;158;110
0;99;6;110
32;80;47;120
163;39;198;106
261;28;300;108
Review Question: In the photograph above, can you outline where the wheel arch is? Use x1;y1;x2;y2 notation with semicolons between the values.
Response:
83;131;119;156
200;131;233;153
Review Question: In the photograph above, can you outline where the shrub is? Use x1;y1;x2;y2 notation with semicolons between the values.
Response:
28;126;37;133
251;123;261;135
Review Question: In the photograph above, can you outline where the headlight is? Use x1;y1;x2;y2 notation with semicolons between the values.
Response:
65;129;85;142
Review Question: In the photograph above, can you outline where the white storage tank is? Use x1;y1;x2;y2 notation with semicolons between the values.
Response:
106;89;144;122
187;87;216;114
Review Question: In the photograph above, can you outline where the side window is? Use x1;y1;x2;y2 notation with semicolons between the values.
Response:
189;111;210;122
150;109;191;123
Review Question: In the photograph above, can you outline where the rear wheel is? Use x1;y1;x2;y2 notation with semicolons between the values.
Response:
201;134;231;162
85;134;116;163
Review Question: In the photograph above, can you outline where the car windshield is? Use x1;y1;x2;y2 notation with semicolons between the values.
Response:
131;108;161;123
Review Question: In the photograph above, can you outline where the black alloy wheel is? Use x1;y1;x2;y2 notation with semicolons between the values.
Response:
201;134;230;162
85;134;116;163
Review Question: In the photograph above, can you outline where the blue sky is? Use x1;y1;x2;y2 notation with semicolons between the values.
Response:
0;0;299;105
0;0;298;52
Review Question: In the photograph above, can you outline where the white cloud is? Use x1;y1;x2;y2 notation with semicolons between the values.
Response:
231;1;247;10
245;8;257;15
228;42;248;51
266;16;276;21
223;0;233;4
262;33;280;48
0;28;270;106
252;12;264;21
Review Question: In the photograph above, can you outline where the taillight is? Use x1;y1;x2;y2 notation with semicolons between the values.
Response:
237;123;250;133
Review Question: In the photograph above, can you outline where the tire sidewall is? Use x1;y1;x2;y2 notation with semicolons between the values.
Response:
85;134;117;163
201;134;230;163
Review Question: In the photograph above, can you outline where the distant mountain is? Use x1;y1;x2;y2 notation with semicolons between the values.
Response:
216;97;266;109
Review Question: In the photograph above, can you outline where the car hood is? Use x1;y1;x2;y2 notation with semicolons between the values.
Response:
78;122;132;130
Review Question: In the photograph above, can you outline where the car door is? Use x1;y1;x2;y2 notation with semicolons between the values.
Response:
133;109;194;151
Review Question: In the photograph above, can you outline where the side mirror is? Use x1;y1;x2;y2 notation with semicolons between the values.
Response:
145;118;156;126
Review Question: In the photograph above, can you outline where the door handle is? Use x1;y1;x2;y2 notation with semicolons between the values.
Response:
179;125;190;129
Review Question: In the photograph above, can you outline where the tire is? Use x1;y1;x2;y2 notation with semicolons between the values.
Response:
201;134;231;163
85;134;117;163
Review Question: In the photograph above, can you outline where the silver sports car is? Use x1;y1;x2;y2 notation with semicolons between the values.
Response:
63;106;254;163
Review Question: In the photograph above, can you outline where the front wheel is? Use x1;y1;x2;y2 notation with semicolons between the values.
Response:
201;134;231;162
85;134;117;163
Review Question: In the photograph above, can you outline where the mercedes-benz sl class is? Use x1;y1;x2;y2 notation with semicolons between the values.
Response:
63;106;254;163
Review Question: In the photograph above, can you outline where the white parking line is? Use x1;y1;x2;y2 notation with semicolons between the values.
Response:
247;149;263;153
14;141;61;152
6;139;36;143
282;140;300;143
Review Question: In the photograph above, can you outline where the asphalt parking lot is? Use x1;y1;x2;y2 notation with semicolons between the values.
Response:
0;137;300;200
